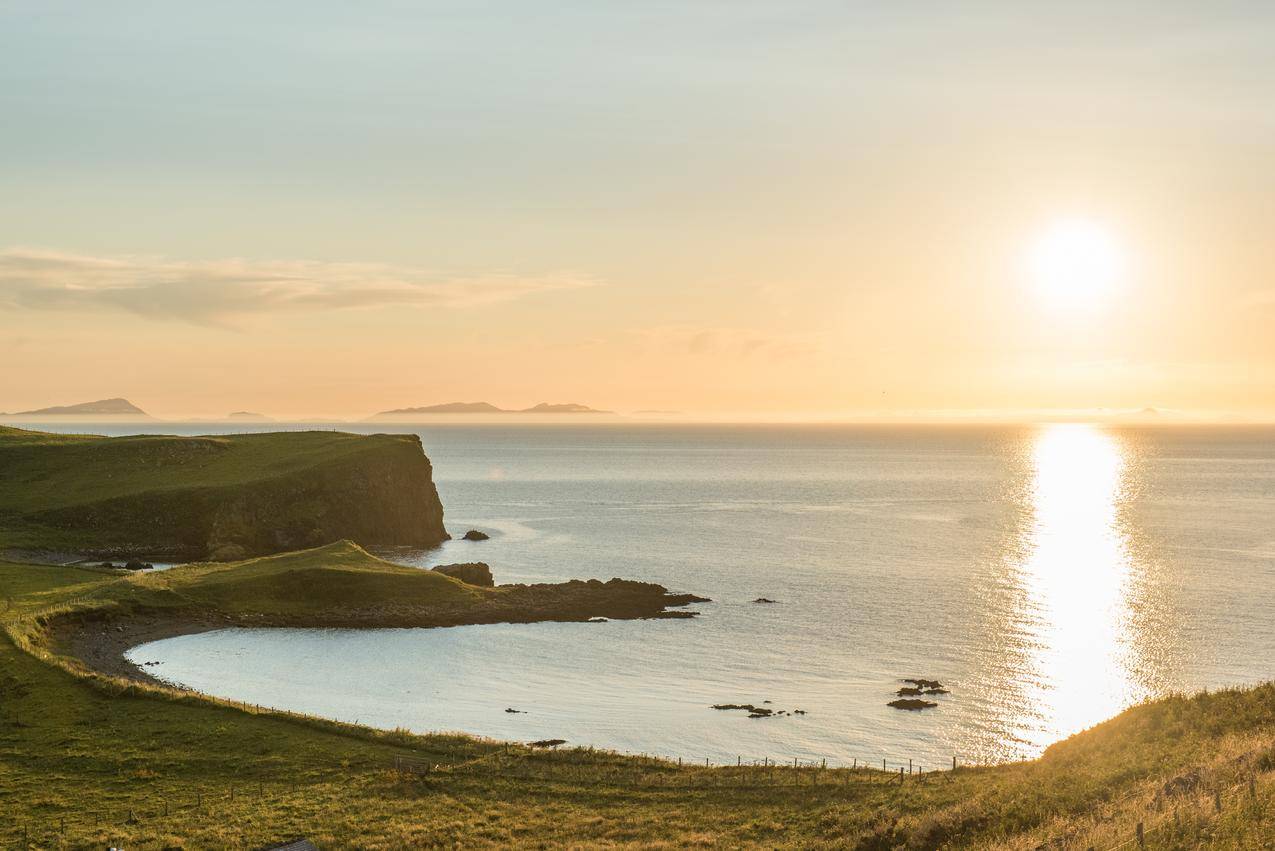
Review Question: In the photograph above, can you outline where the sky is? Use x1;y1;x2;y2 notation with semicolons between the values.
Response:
2;2;1274;420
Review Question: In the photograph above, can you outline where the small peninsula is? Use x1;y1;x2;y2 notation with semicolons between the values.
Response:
46;540;708;684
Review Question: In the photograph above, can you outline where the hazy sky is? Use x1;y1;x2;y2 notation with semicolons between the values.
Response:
3;2;1274;419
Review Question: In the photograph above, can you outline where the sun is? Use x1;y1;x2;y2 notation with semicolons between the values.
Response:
1028;219;1124;312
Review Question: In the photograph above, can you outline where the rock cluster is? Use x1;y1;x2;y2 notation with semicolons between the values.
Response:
887;678;951;711
887;698;939;711
711;702;807;719
431;562;494;587
98;560;153;571
462;529;490;541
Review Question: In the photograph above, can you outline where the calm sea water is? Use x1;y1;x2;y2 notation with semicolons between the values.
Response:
58;422;1274;766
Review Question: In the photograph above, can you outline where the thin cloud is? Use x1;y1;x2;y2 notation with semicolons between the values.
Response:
0;248;597;327
635;325;819;360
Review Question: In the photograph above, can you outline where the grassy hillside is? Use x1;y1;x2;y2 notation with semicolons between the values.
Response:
0;426;448;559
132;541;481;614
0;558;1272;848
21;542;482;632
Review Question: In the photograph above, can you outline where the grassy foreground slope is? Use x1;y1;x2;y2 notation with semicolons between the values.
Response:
1;559;1273;848
0;426;448;560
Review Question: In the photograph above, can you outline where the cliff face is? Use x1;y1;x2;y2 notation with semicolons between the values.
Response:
201;435;449;559
3;429;449;560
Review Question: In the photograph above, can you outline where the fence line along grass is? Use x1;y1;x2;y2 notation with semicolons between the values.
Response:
3;557;1274;848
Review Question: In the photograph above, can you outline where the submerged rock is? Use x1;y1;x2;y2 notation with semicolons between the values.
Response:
712;702;783;718
903;678;943;690
431;562;494;587
462;529;490;541
888;698;939;711
752;597;778;604
505;707;524;714
896;687;924;697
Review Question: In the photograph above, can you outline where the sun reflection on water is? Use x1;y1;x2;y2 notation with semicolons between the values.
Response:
1012;424;1149;751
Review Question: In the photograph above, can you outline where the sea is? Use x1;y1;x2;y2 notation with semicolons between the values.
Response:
42;421;1275;768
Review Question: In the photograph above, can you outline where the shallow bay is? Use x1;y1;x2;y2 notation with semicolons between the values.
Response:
92;422;1275;766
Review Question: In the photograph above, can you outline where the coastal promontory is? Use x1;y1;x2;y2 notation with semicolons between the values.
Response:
0;426;449;561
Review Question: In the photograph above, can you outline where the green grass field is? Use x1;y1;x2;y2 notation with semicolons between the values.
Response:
2;556;1272;848
52;541;483;620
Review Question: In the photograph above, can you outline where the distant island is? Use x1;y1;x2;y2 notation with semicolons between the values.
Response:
226;411;274;421
0;397;150;418
374;401;612;417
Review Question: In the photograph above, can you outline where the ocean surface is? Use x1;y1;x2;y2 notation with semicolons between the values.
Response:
55;422;1274;767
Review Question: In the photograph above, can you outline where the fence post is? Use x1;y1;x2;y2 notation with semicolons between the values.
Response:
1136;821;1144;848
1215;789;1222;813
952;755;957;771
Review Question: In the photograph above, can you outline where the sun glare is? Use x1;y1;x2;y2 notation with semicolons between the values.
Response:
1028;219;1124;312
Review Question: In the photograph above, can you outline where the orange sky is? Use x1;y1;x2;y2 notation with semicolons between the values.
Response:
3;5;1273;420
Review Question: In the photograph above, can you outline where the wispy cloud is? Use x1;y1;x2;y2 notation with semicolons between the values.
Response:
0;248;597;327
634;325;819;360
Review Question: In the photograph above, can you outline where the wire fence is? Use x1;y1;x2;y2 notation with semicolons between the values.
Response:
6;589;1273;848
9;776;310;850
8;743;1270;849
1028;743;1274;850
1097;769;1269;851
393;744;961;790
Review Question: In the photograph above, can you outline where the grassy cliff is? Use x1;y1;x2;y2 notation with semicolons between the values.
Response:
0;426;448;560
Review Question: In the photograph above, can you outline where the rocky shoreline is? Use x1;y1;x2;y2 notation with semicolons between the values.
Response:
49;578;711;686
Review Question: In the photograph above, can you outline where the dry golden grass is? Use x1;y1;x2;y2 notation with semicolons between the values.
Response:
2;558;1272;848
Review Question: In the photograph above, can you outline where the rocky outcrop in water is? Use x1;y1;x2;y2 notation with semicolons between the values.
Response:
888;698;938;711
432;562;494;587
889;677;950;710
462;529;490;541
